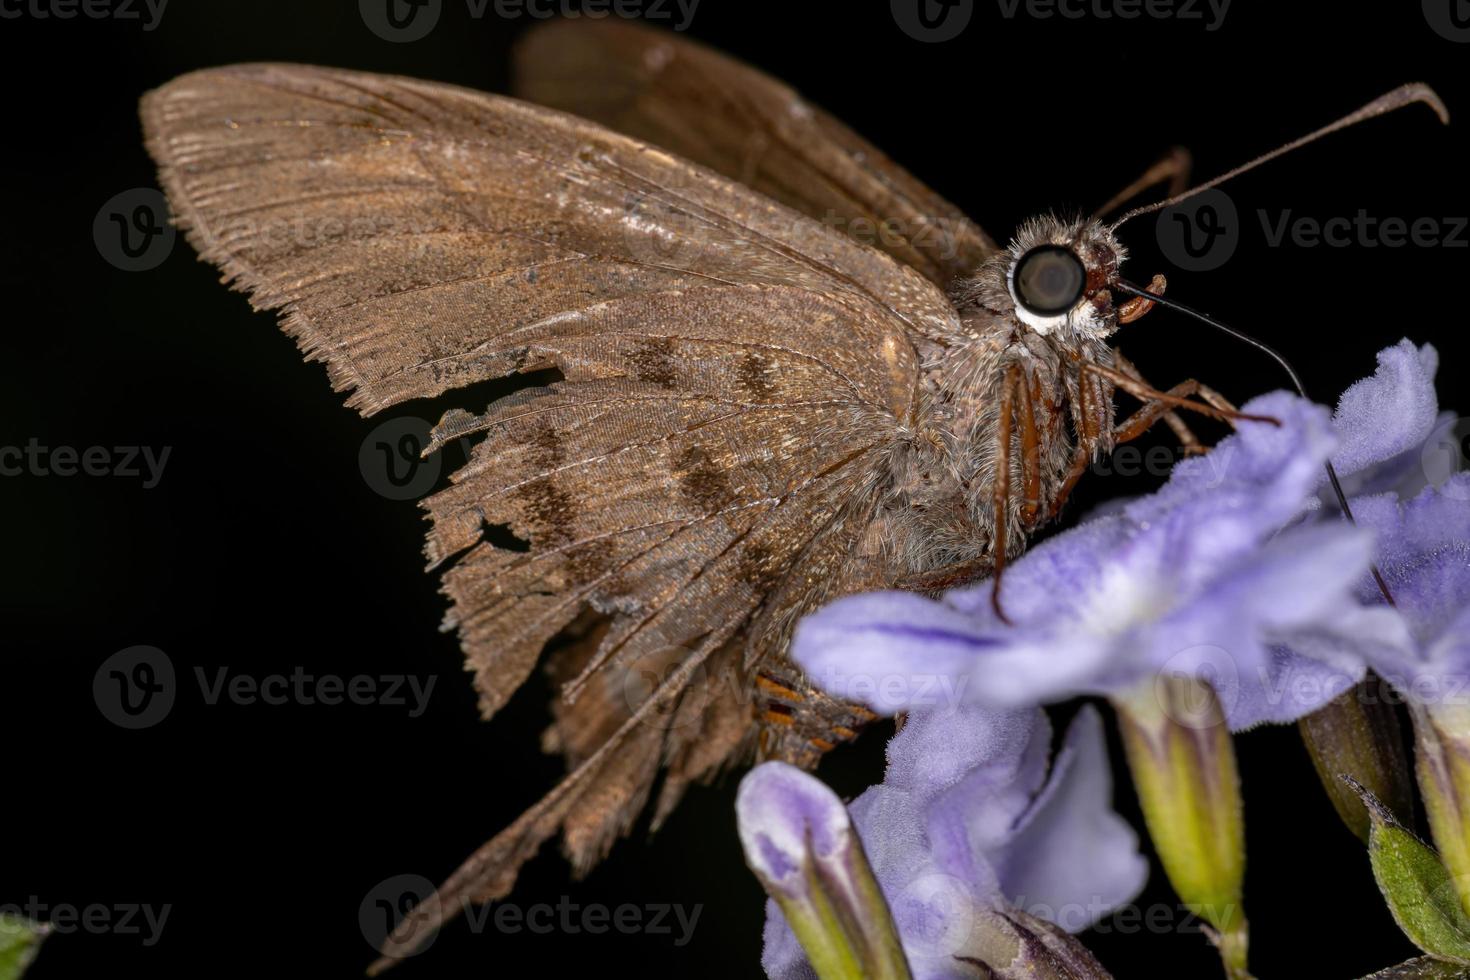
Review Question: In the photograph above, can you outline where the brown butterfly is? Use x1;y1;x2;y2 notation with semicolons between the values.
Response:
139;18;1442;967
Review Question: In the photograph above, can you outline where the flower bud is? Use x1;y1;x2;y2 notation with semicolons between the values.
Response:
1411;702;1470;919
1114;675;1250;980
1299;673;1414;842
737;762;912;980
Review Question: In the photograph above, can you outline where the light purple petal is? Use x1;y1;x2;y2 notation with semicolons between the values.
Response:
1225;646;1363;730
882;702;1045;805
761;704;1145;979
1129;392;1336;537
1352;478;1470;703
737;762;852;893
1330;340;1440;479
986;707;1148;933
912;707;1052;886
793;592;1007;714
760;902;817;980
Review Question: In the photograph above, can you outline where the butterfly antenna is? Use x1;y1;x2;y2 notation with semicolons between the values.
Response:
1109;84;1448;233
1113;280;1396;606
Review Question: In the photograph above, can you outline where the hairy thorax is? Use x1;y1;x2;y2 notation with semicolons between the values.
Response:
876;253;1119;584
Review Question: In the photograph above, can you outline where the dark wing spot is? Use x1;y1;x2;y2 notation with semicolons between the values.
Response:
674;444;734;513
737;353;775;400
522;481;578;547
628;337;678;387
564;541;611;580
531;424;564;469
734;539;785;592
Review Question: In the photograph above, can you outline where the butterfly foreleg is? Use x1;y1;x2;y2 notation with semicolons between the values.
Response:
1112;350;1208;455
986;363;1047;623
1045;356;1112;525
1081;360;1269;428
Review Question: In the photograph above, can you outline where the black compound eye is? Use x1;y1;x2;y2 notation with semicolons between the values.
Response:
1012;245;1086;316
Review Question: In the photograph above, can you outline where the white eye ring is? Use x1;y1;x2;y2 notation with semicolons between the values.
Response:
1008;245;1087;335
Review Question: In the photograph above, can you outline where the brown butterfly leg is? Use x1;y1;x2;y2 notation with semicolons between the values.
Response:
1043;360;1241;526
1094;146;1193;218
1112;349;1208;455
1080;361;1273;429
987;364;1034;623
1046;355;1112;523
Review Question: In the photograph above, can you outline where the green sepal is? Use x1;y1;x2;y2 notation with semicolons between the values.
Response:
1347;775;1470;964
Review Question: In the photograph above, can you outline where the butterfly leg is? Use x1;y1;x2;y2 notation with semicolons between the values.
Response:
1094;146;1193;218
1046;357;1113;523
987;363;1038;623
1080;361;1272;429
1111;349;1209;454
1111;372;1242;449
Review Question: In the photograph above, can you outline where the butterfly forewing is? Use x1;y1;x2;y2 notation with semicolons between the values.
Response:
141;62;964;954
512;18;998;287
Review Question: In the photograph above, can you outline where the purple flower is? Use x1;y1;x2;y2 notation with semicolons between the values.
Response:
1255;339;1465;716
794;393;1392;729
1326;339;1442;493
1341;476;1470;705
756;705;1143;979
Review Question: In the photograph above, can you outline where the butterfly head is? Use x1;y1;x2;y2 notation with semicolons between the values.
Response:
1003;216;1125;340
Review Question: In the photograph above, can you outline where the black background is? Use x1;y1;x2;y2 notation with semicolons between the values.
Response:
4;1;1468;977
